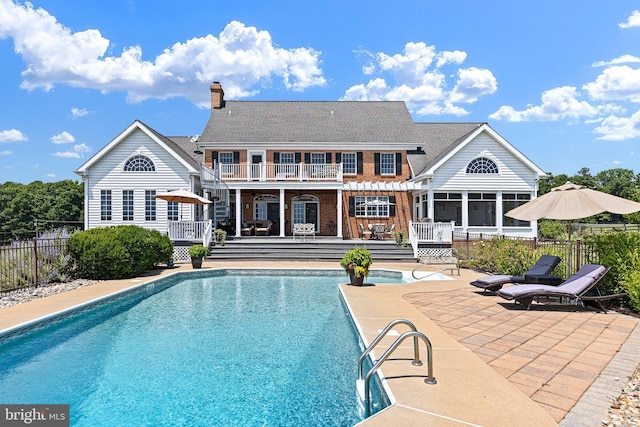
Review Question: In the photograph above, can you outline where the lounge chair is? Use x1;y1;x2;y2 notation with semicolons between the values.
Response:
470;255;561;292
358;223;372;239
496;264;618;311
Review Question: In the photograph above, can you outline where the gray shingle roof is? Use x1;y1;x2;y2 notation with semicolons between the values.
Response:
139;120;203;168
200;101;415;143
410;122;484;175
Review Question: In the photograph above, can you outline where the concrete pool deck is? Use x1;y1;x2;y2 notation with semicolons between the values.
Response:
1;260;638;426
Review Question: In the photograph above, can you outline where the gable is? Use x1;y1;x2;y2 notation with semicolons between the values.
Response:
429;131;544;191
75;121;200;177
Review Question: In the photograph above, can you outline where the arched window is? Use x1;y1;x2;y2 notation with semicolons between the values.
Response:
124;155;155;172
466;157;498;174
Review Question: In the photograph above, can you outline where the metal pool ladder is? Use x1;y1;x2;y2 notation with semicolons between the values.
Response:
357;319;437;416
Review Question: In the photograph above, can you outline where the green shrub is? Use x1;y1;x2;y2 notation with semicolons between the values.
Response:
589;231;640;299
469;236;565;278
620;267;640;313
68;225;172;280
538;220;568;239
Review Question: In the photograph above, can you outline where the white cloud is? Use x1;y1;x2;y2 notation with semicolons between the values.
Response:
593;110;640;141
583;65;640;102
46;173;56;178
490;86;606;122
619;10;640;28
0;150;12;156
50;131;75;144
52;142;91;158
592;55;640;67
0;129;27;142
71;107;89;118
52;151;79;159
449;67;498;104
341;42;496;116
0;2;325;105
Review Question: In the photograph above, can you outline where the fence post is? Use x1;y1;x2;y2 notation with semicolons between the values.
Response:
32;238;38;286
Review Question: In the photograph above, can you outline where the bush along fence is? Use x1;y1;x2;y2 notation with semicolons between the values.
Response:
453;232;599;277
0;230;72;293
456;230;640;313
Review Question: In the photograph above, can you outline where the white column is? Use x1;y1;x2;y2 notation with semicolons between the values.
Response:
337;188;343;238
279;188;286;237
235;188;242;237
496;192;503;234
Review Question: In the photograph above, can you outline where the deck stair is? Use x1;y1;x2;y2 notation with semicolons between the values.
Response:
205;238;417;263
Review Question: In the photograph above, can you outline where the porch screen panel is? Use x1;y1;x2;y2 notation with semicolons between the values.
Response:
434;192;461;226
503;193;531;226
468;193;496;226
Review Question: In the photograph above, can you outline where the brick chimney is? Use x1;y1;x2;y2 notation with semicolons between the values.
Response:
210;82;224;110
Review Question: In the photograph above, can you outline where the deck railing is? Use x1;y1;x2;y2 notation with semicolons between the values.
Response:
167;220;213;245
408;221;455;258
215;163;342;182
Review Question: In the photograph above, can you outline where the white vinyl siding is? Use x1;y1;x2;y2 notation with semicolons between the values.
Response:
84;128;195;233
431;133;536;192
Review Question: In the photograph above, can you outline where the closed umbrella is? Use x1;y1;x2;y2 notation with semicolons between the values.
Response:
506;181;640;273
155;189;211;220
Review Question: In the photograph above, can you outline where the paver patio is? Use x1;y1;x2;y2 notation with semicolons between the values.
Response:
405;285;639;423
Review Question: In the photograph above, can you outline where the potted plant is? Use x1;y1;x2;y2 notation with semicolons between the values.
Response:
214;229;227;246
188;244;208;269
340;246;373;286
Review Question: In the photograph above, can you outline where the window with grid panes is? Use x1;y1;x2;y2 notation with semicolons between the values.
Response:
380;153;395;175
342;152;356;175
100;190;112;221
122;190;134;221
145;190;156;221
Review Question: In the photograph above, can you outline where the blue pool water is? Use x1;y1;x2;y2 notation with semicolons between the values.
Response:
0;269;403;426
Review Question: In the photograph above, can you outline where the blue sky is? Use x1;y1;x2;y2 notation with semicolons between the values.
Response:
1;0;640;184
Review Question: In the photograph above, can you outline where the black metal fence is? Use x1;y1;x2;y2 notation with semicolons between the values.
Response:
0;237;70;293
453;232;599;275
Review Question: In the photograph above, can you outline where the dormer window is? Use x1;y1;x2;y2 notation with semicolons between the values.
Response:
124;155;155;172
466;157;498;174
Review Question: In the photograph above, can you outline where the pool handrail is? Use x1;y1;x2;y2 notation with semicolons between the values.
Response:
362;330;437;416
357;319;421;380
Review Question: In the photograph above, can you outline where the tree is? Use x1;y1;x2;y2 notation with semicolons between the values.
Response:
0;180;84;239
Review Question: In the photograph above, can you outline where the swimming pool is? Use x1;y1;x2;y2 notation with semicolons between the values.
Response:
0;269;405;426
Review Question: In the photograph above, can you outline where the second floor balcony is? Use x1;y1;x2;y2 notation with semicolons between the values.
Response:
211;163;343;182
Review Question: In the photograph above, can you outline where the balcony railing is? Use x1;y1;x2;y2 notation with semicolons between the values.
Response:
215;163;342;182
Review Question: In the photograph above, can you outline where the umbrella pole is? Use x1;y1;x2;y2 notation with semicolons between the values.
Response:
566;221;573;277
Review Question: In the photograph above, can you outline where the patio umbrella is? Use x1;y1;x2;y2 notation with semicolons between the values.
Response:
506;181;640;273
155;189;211;220
505;181;640;221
